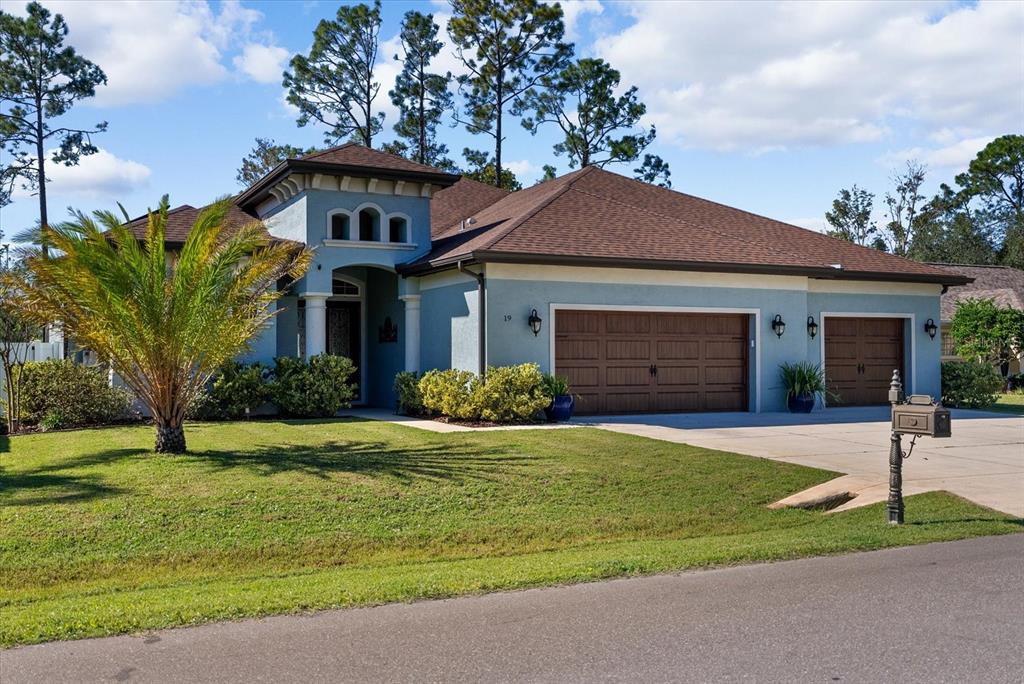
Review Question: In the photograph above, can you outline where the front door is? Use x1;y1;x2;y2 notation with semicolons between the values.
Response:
327;301;361;391
824;317;904;406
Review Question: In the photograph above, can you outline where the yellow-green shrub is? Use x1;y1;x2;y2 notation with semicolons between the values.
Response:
418;369;480;419
473;363;549;422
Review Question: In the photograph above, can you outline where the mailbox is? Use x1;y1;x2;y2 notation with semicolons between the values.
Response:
891;395;951;438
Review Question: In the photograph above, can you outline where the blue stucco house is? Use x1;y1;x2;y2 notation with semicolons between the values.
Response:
174;143;969;414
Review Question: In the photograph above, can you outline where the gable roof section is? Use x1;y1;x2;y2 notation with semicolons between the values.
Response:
236;142;460;210
404;166;968;285
934;264;1024;319
124;202;264;247
429;177;510;237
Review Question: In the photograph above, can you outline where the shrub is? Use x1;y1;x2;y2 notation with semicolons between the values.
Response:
19;359;133;428
192;361;271;420
541;373;571;397
473;363;549;422
270;354;357;418
419;368;480;420
941;360;1003;408
394;371;423;415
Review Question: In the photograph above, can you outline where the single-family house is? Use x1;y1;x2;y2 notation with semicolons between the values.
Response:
129;143;970;414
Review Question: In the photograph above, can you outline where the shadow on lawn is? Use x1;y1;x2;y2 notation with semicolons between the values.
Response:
0;469;125;506
190;439;538;483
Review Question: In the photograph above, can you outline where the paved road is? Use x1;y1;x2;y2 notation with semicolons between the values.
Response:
4;535;1022;683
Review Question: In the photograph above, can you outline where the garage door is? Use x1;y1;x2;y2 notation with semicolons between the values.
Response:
555;310;749;415
824;317;904;406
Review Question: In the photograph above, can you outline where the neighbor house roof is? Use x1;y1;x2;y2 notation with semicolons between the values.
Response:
402;166;969;285
933;264;1024;319
124;202;263;247
236;143;461;210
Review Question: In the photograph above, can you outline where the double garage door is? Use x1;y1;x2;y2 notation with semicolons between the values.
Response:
555;310;749;415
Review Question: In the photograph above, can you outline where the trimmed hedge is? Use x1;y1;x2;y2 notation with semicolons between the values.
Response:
407;363;551;424
190;361;271;420
941;360;1003;408
270;354;358;418
18;359;134;429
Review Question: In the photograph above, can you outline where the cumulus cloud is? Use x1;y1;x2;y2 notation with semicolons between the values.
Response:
234;43;289;84
13;149;151;199
32;1;277;105
561;0;604;40
595;1;1023;152
878;135;994;173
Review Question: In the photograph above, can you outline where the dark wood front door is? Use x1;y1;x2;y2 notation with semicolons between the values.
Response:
327;301;361;389
824;317;904;406
555;310;749;415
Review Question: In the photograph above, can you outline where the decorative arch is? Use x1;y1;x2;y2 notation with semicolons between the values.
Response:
386;211;411;243
352;202;386;242
326;208;353;240
330;271;364;297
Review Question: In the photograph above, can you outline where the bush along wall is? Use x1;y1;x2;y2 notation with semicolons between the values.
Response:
18;359;134;430
941;360;1003;408
404;363;552;424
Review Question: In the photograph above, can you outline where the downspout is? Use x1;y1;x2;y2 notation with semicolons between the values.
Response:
457;260;486;377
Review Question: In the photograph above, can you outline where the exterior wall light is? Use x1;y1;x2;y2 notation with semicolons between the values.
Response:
771;314;786;338
807;315;818;339
924;318;938;339
528;308;543;336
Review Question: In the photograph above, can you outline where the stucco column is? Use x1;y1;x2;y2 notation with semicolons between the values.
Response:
400;294;421;373
304;294;328;358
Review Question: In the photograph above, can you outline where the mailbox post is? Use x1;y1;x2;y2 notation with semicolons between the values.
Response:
887;370;952;525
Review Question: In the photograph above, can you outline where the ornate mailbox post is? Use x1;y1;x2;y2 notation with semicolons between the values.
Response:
887;370;952;525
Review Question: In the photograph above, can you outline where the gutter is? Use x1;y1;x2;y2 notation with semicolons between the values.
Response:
457;260;486;377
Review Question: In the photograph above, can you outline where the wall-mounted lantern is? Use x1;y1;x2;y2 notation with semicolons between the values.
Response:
528;308;543;336
924;318;938;339
771;314;786;338
806;315;819;339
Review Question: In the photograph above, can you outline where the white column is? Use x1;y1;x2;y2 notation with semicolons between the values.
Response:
304;294;327;358
400;294;421;373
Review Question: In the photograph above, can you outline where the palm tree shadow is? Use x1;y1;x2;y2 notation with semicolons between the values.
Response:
190;439;540;483
0;471;125;506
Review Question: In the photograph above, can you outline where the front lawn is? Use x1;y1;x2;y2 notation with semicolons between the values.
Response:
1;419;1018;646
990;392;1024;415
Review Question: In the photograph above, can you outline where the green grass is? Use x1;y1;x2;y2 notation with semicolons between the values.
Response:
1;419;1019;647
989;392;1024;415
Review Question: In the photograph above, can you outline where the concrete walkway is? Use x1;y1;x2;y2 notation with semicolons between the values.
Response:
577;407;1024;517
342;408;579;433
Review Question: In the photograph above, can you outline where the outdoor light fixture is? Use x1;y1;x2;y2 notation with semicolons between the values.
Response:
806;315;818;339
528;308;543;336
924;318;938;339
771;314;786;338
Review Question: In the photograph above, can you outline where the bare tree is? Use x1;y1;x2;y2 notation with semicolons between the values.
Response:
0;262;37;432
883;161;927;257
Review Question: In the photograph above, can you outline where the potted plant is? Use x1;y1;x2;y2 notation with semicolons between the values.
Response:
779;361;835;413
541;374;575;421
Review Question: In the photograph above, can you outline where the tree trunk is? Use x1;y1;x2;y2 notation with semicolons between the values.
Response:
494;74;503;188
154;420;186;453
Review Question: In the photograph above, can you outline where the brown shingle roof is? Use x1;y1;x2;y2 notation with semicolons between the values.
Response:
405;166;967;284
124;202;262;246
934;264;1024;319
429;177;511;237
301;142;454;176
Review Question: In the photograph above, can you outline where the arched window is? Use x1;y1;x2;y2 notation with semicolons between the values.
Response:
332;275;361;296
389;216;408;243
358;208;380;241
329;212;350;240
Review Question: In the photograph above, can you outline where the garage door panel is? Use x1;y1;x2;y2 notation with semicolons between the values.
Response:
555;339;600;360
561;366;600;388
825;317;904;406
605;392;651;413
606;339;650;360
606;366;652;386
573;392;602;414
656;365;699;386
655;339;701;360
705;391;746;411
653;391;700;411
656;314;703;335
705;364;745;385
705;315;746;336
705;340;746;360
605;313;650;334
556;311;601;334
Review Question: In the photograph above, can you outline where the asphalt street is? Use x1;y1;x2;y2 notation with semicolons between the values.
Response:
3;534;1022;683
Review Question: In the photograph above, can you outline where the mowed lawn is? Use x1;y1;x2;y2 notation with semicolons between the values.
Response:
1;419;1019;646
991;392;1024;415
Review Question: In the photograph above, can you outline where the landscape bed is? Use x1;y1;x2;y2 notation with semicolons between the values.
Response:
1;418;1019;647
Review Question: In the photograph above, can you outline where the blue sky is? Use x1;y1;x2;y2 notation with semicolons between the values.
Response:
2;0;1021;239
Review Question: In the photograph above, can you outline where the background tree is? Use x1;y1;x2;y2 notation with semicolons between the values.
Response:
949;298;1024;377
521;57;654;169
534;164;557;184
448;0;572;188
389;11;453;168
824;185;880;247
882;160;927;257
18;198;311;453
236;138;316;187
0;2;106;226
284;0;383;147
461;148;522;190
908;184;997;264
0;262;37;433
633;154;671;188
954;135;1024;268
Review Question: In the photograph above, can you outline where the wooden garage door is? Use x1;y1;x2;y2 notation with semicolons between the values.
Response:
824;317;904;406
555;310;749;415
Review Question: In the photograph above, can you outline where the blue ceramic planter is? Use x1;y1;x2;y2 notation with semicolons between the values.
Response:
545;395;575;422
787;393;816;414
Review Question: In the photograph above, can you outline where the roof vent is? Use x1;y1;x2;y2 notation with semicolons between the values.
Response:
830;263;843;270
459;217;477;233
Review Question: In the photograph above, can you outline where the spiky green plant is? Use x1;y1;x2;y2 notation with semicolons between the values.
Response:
19;196;311;453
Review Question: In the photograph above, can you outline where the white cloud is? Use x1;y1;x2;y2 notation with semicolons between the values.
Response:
234;44;289;84
879;135;993;173
595;0;1023;151
505;159;538;178
13;149;151;199
31;1;274;106
561;0;604;40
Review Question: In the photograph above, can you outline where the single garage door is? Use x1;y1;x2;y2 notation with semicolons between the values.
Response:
824;317;904;406
555;310;749;415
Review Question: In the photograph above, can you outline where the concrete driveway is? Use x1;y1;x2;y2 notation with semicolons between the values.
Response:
577;407;1023;517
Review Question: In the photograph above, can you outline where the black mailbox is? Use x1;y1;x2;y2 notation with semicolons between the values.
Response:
891;395;951;438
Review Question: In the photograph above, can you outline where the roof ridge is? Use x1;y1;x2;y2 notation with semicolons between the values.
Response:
476;167;597;251
302;142;357;161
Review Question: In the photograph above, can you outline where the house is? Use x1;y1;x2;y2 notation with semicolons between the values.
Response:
133;143;970;414
934;263;1024;376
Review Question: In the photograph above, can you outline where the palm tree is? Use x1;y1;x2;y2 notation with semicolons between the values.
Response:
19;197;311;453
